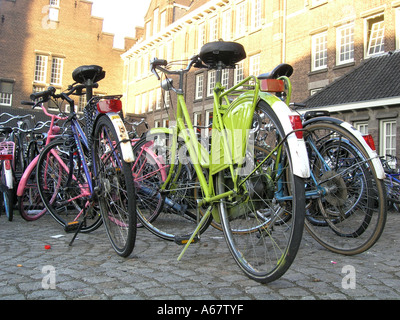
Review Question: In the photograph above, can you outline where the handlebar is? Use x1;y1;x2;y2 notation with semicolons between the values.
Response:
150;55;204;81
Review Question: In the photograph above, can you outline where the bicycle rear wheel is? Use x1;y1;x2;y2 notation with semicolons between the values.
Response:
132;136;212;242
216;100;306;283
18;162;47;221
303;122;387;255
36;138;102;233
93;115;136;257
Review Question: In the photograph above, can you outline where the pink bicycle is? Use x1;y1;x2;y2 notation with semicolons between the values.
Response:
17;100;68;221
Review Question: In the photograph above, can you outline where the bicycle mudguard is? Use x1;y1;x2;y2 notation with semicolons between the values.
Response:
103;113;135;163
259;94;310;179
303;116;385;180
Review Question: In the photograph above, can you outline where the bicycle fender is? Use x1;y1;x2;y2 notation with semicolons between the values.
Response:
4;165;14;189
303;116;385;180
16;156;39;196
104;113;135;163
266;99;310;178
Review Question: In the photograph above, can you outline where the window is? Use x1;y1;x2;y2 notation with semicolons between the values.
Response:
195;73;204;100
50;57;63;85
236;2;246;38
148;90;154;112
153;8;159;35
49;0;60;22
234;61;244;85
34;55;48;83
249;54;260;78
198;23;206;51
209;16;218;42
222;69;229;88
311;32;328;71
251;0;262;30
380;119;396;157
141;92;147;114
337;23;354;65
366;15;385;57
160;11;166;30
207;70;216;97
135;95;141;114
156;88;162;110
0;80;13;106
77;94;87;113
221;9;232;41
354;121;368;135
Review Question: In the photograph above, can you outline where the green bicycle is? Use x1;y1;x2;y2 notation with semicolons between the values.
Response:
134;41;310;283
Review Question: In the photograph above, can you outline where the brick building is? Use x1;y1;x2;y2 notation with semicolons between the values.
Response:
121;0;400;157
0;0;135;119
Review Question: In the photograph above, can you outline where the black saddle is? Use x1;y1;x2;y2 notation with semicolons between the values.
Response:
258;63;293;79
72;65;105;84
199;41;246;69
0;127;13;134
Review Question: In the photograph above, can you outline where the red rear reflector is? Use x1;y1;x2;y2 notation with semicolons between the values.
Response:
4;160;11;170
289;115;303;139
362;134;376;151
97;99;122;113
260;79;285;92
0;155;13;160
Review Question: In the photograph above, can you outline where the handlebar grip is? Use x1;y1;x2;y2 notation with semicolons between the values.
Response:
29;86;56;101
151;58;168;67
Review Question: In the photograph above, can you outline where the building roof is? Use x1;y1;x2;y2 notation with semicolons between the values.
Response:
302;51;400;109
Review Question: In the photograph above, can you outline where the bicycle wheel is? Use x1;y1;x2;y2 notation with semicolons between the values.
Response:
216;100;306;283
303;122;387;255
1;165;14;221
18;162;47;221
133;135;212;242
36;138;102;233
93;115;136;257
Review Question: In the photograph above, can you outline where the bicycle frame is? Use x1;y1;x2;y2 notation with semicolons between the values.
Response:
150;62;310;228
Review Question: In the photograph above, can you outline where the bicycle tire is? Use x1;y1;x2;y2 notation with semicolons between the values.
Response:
303;121;387;255
93;115;136;257
18;161;47;221
216;100;306;283
36;138;103;233
133;135;213;242
3;189;14;221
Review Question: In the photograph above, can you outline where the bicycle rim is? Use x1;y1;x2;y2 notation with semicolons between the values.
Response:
303;122;387;255
133;136;212;241
93;116;136;257
36;139;102;233
217;101;305;283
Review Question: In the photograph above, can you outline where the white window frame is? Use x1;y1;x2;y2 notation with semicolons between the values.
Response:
148;90;154;112
251;0;262;31
207;70;216;97
34;55;48;83
311;32;328;71
49;0;60;21
380;119;396;157
236;1;246;38
153;8;159;35
221;9;232;41
234;61;244;85
365;14;385;57
209;16;218;42
222;69;229;88
198;23;206;51
50;57;63;85
195;73;204;100
0;81;13;106
354;121;369;135
249;54;260;78
336;23;354;65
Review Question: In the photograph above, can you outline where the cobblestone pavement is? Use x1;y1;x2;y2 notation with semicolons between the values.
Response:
0;210;399;301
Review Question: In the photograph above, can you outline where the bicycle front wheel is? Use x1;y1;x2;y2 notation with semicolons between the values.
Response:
303;122;387;255
93;115;136;257
216;100;306;283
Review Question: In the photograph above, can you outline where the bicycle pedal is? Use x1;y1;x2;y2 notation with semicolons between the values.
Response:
64;221;80;233
174;235;200;245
